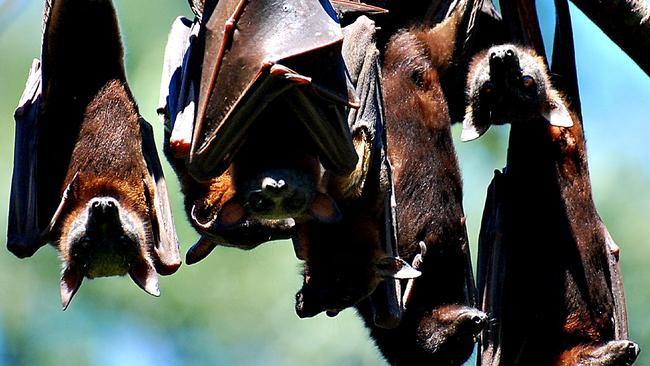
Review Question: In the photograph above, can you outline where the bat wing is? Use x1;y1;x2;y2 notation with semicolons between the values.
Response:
477;171;507;366
601;225;629;339
551;0;628;340
7;60;46;258
140;120;182;275
188;0;358;181
329;0;388;26
339;16;404;328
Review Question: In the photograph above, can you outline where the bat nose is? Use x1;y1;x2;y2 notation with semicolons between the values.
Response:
261;177;287;196
88;197;120;220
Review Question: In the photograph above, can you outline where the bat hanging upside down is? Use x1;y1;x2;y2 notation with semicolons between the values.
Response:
465;35;639;366
8;0;181;309
159;0;359;263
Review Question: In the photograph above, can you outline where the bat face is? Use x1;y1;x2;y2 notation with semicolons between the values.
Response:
167;99;343;262
462;44;573;141
227;107;335;223
414;305;487;363
60;197;144;279
296;265;380;318
295;242;419;319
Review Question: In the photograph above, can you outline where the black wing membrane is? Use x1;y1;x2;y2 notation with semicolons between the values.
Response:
188;0;358;181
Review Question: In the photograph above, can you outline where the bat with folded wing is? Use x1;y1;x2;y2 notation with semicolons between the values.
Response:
468;0;639;364
8;0;181;309
293;15;420;327
160;0;364;262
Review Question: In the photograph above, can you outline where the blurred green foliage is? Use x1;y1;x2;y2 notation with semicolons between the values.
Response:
0;1;648;366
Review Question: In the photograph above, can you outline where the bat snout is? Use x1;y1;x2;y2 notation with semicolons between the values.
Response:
295;290;323;318
488;46;521;83
88;197;120;223
261;177;288;195
455;309;488;336
63;197;145;278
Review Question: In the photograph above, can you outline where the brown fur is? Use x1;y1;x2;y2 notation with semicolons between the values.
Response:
354;7;485;364
56;80;151;262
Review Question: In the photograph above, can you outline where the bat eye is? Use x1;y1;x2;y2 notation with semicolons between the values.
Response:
80;236;92;247
521;75;536;89
118;235;129;246
481;81;496;96
410;70;425;88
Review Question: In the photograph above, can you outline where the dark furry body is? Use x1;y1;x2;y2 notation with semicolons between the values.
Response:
355;11;484;365
474;46;638;365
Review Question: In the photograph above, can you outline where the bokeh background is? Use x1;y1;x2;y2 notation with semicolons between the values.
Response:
0;1;648;365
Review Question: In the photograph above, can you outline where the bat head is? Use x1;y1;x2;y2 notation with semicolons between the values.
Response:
295;256;420;318
555;340;640;366
462;44;573;141
62;197;142;278
58;191;160;310
235;169;341;224
414;305;487;364
184;102;343;247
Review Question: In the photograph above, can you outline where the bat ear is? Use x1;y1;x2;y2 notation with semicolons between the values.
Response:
460;109;489;142
129;260;161;297
140;120;182;276
60;265;83;310
308;192;342;224
215;199;247;228
186;236;219;265
375;257;421;280
47;172;79;235
542;98;574;128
